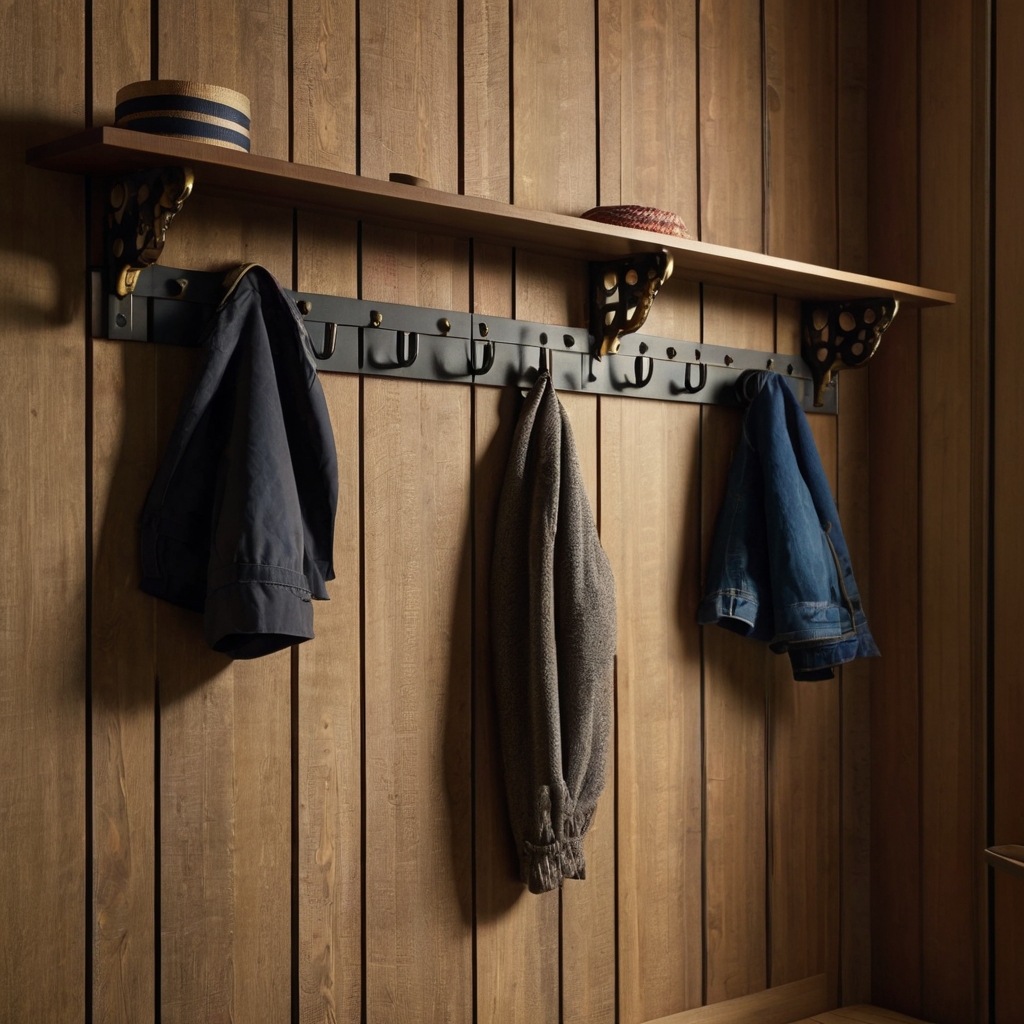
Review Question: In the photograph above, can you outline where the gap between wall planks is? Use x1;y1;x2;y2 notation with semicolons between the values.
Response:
71;4;872;1024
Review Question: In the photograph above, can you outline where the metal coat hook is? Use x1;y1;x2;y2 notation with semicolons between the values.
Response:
471;339;495;376
396;330;419;368
682;360;707;394
316;323;338;361
630;354;655;389
540;345;553;376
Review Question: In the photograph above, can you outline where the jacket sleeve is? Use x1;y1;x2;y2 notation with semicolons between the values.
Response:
491;375;616;894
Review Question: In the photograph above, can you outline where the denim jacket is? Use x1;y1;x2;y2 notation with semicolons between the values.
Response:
698;372;877;680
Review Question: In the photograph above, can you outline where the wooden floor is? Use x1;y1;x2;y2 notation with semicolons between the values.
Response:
796;1007;934;1024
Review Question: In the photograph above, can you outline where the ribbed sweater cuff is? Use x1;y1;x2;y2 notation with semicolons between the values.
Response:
521;836;586;894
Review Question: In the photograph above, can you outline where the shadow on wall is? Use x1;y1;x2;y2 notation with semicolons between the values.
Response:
445;386;529;927
0;117;90;331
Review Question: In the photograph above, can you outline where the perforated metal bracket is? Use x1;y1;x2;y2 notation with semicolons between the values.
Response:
589;249;673;359
106;166;194;296
801;296;898;407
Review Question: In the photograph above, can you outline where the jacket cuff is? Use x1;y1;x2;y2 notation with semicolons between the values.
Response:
205;580;313;659
787;630;878;681
521;836;586;894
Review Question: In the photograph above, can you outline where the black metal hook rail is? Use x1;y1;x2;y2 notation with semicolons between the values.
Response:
93;265;837;414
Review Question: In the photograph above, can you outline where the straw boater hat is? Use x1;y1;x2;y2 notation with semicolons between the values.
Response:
115;80;252;153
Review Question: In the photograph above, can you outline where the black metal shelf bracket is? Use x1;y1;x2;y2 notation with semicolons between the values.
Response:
801;296;898;406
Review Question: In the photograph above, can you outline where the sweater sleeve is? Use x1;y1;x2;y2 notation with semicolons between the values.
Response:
490;374;616;893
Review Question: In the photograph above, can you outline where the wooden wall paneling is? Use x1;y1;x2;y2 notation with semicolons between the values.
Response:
918;1;977;1020
771;304;841;1004
463;0;560;1017
602;394;703;1024
0;0;86;1019
291;6;362;1020
511;3;614;1019
993;0;1024;1019
764;1;840;1006
292;0;357;170
700;294;773;1005
89;2;156;1022
598;4;702;1020
866;0;921;1013
836;0;871;1005
294;224;361;1024
359;3;473;1020
156;3;294;1020
556;392;616;1024
698;0;772;1006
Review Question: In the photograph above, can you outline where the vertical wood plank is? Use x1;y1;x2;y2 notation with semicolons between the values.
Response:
600;4;702;1020
292;0;357;171
699;0;772;1006
866;0;921;1013
156;4;294;1020
764;1;841;1006
359;4;473;1020
701;296;773;1005
463;0;510;203
602;397;703;1024
291;5;361;1021
993;1;1024;1020
919;1;978;1021
0;1;86;1020
296;215;362;1024
362;375;473;1024
89;3;156;1022
511;3;613;1019
770;304;840;1006
836;0;871;1005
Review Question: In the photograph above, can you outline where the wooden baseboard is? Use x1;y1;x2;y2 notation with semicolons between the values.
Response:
647;975;829;1024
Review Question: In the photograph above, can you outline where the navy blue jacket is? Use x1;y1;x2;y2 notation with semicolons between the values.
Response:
698;372;877;680
140;264;338;659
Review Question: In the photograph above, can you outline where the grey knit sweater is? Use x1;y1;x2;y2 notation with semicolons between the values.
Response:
490;372;617;894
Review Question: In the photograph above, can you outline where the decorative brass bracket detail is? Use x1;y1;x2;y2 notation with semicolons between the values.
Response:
107;166;194;296
589;250;673;358
801;296;898;407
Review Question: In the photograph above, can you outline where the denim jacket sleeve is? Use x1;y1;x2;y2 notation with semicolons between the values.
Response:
698;373;877;681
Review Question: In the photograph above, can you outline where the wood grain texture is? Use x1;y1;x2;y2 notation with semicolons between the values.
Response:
764;0;837;267
836;0;871;1006
797;1006;937;1024
89;1;156;1021
474;381;561;1024
769;308;840;1004
292;0;357;170
866;0;921;1014
512;0;594;214
701;292;774;1004
603;396;703;1023
463;0;510;202
918;1;978;1021
558;392;616;1024
362;375;473;1023
296;213;362;1024
698;1;773;1005
157;3;294;1019
651;974;828;1024
993;0;1024;1020
360;0;457;189
0;0;86;1018
764;0;842;996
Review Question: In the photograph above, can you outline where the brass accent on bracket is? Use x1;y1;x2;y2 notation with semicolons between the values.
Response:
589;249;673;358
801;296;898;407
107;166;194;296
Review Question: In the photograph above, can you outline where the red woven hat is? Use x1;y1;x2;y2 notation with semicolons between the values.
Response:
581;204;690;239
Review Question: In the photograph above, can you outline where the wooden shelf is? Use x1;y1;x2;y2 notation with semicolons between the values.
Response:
29;126;955;308
985;845;1024;882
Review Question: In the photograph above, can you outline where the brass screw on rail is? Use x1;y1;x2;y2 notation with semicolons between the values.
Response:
297;300;312;315
438;318;451;334
370;310;383;328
